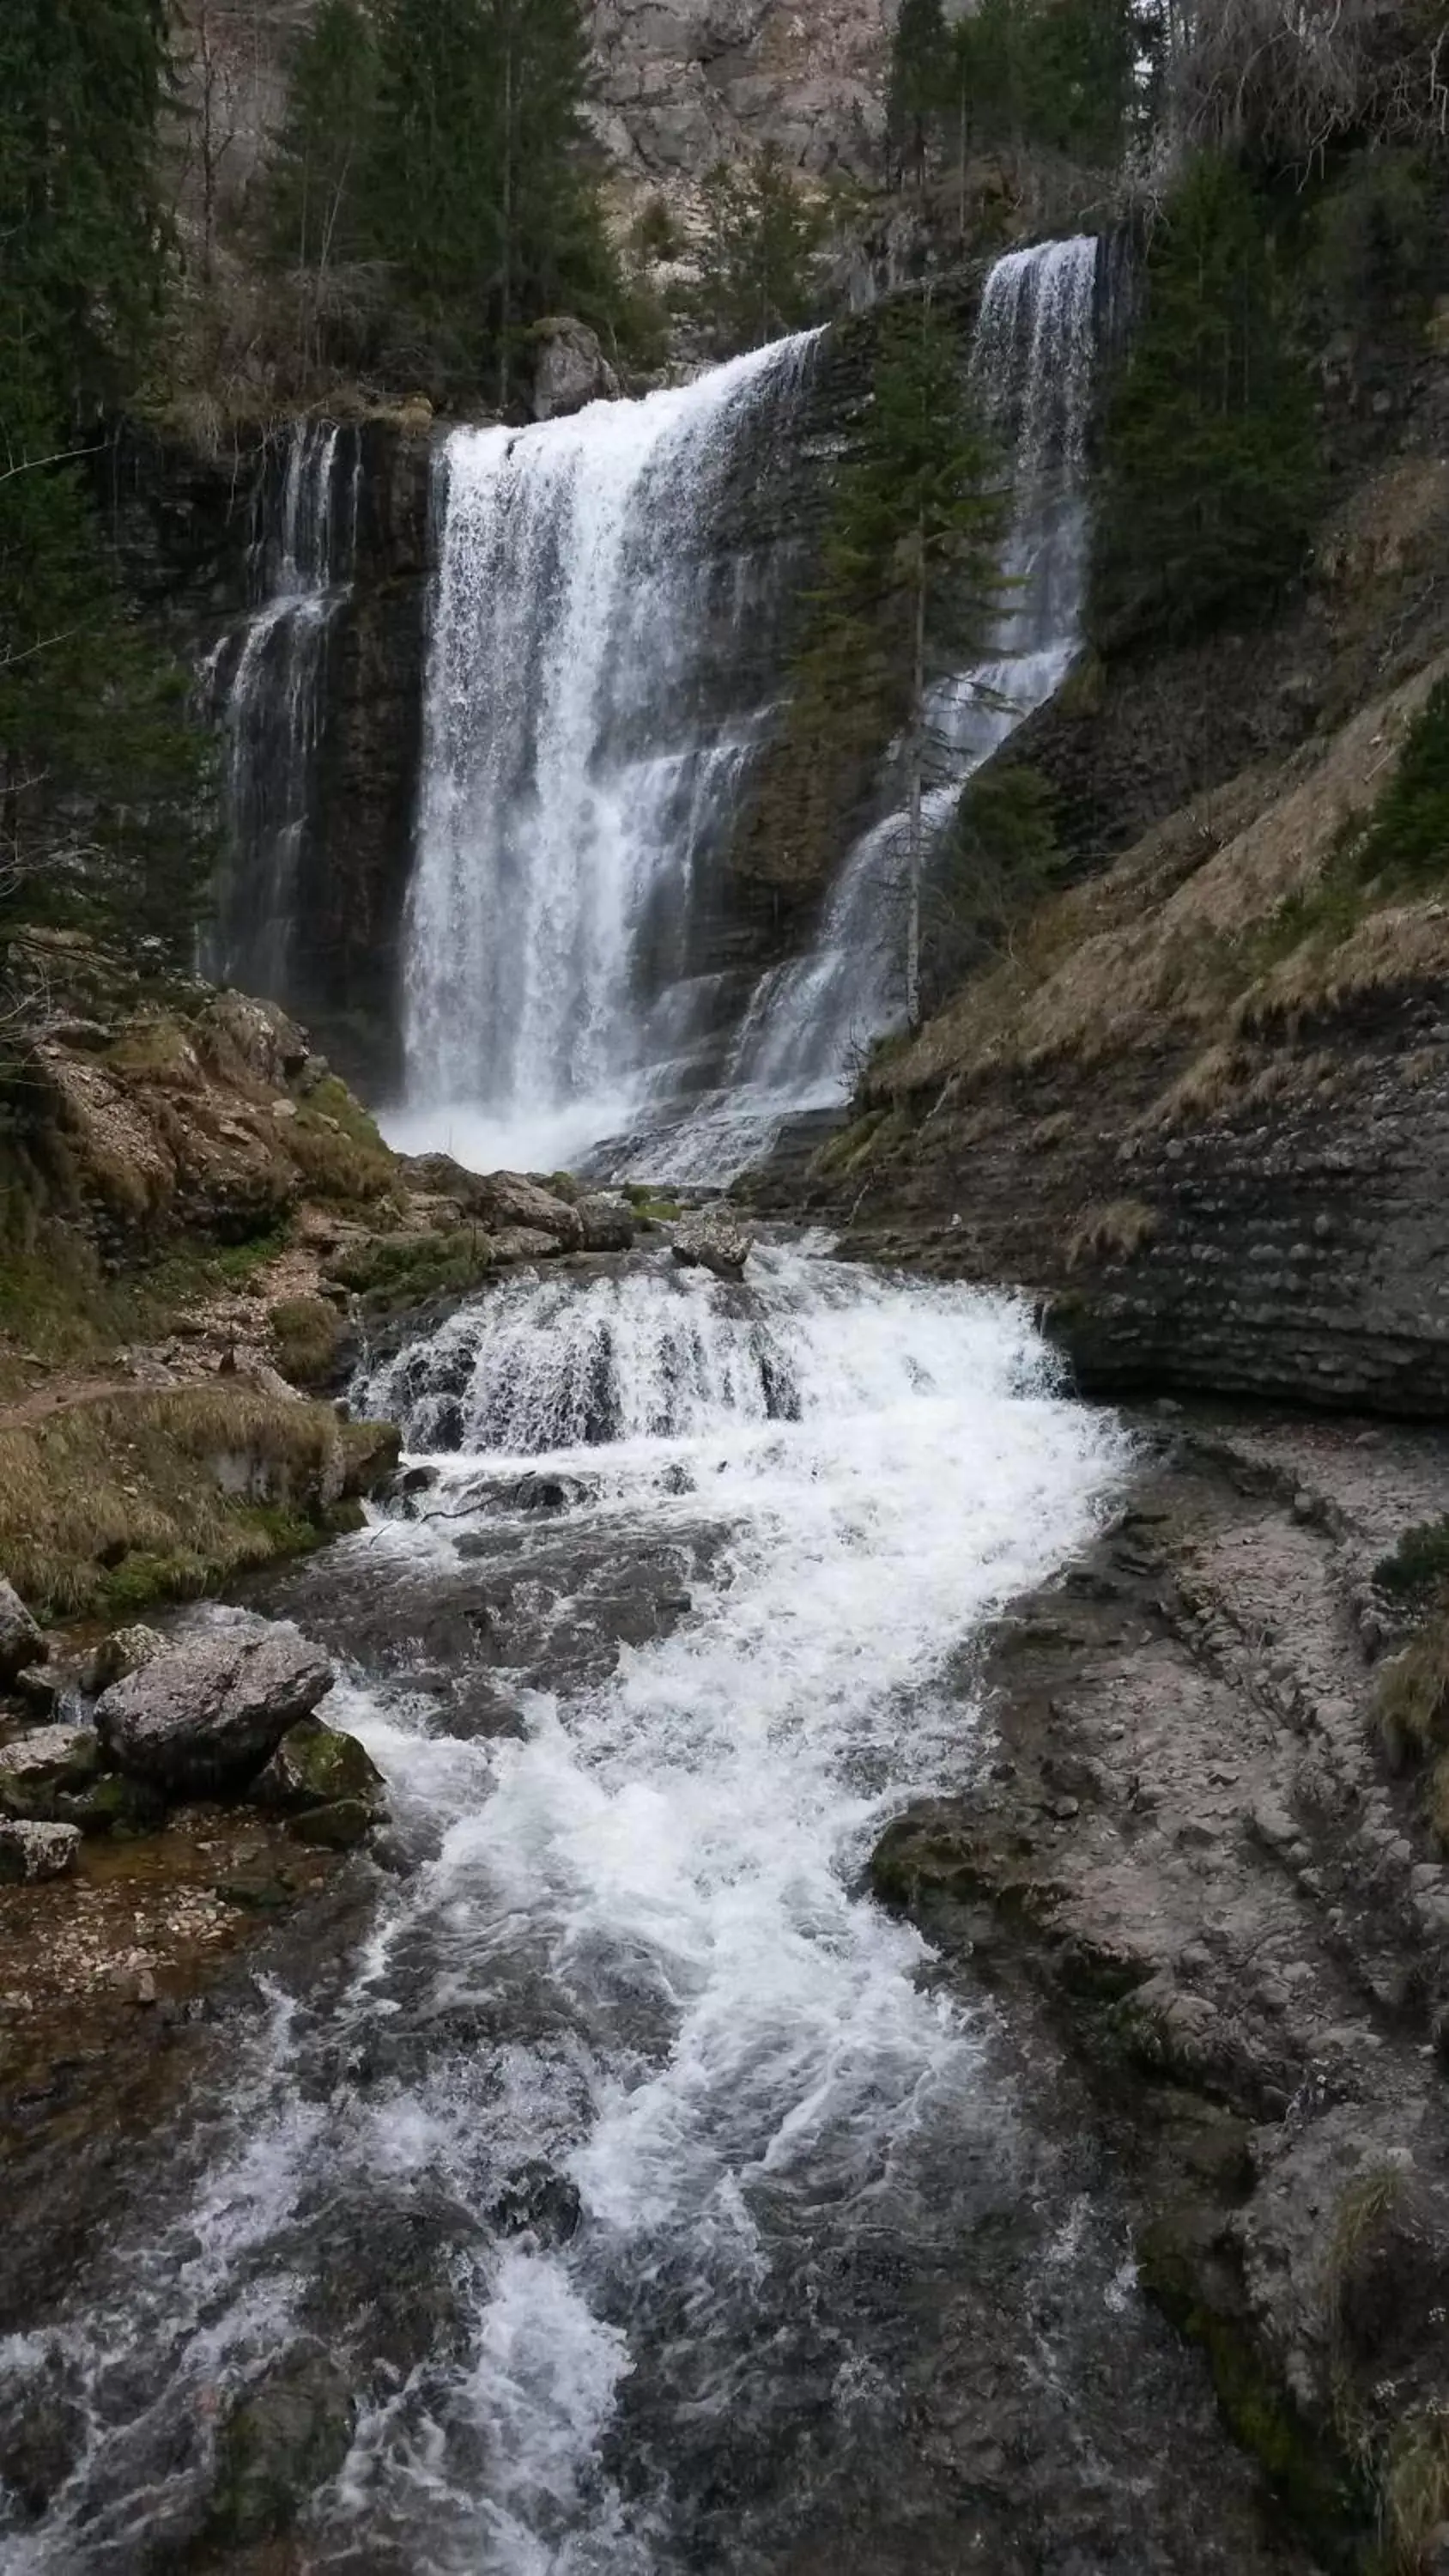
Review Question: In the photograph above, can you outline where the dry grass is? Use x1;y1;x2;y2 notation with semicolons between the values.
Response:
1066;1198;1158;1270
1377;1614;1449;1769
880;655;1449;1106
0;1383;371;1618
1382;2410;1449;2574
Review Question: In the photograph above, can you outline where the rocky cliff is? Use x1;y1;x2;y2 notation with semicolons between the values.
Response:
588;0;890;188
761;401;1449;1419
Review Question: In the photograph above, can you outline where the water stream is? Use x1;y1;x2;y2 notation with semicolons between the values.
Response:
0;1246;1308;2571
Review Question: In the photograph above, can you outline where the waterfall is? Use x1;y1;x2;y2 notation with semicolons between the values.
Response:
206;422;357;999
392;337;819;1179
391;236;1099;1184
652;234;1101;1184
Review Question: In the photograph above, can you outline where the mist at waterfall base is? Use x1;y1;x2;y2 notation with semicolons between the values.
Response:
386;238;1099;1187
3;1245;1296;2569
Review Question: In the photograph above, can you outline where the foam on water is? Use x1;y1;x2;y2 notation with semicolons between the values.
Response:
2;1245;1125;2568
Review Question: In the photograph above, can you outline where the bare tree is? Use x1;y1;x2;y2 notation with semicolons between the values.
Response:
1160;0;1446;173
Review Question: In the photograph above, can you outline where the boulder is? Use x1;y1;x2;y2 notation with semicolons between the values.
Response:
530;317;621;422
95;1626;335;1795
473;1172;583;1249
0;1725;102;1821
200;992;311;1088
0;1820;82;1885
491;1224;567;1266
0;1578;44;1689
286;1801;378;1851
251;1718;386;1820
671;1206;756;1281
87;1622;167;1698
577;1192;637;1254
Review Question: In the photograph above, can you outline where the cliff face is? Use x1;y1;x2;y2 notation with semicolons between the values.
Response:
588;0;891;184
763;405;1449;1419
103;416;433;1095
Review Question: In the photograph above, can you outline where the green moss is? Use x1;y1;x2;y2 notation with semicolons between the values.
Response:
288;1076;398;1206
330;1228;494;1316
1137;2215;1361;2545
269;1296;347;1390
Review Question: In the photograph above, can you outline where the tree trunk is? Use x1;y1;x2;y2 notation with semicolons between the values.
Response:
906;533;926;1033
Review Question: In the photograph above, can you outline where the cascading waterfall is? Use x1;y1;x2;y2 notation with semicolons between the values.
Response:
205;422;358;999
652;233;1101;1184
392;238;1098;1186
392;337;819;1179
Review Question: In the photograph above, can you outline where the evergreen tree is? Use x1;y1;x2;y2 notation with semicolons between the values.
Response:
801;296;1006;1026
0;0;211;972
364;0;618;402
0;0;173;413
888;0;949;189
1093;155;1324;642
694;149;826;355
264;0;378;281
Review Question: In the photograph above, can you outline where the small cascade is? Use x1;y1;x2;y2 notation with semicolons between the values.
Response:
652;234;1101;1184
392;337;820;1178
206;422;358;999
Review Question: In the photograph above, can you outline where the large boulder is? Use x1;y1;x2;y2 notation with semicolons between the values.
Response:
0;1725;101;1817
472;1173;583;1249
530;317;621;422
0;1820;81;1885
671;1207;756;1282
200;992;311;1089
0;1579;44;1690
252;1717;385;1821
95;1626;335;1795
577;1192;637;1254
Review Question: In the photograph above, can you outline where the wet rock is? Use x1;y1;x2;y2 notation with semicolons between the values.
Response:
491;1224;567;1264
96;1625;335;1795
252;1716;386;1820
576;1190;637;1253
0;1577;44;1688
0;1820;82;1883
206;2346;354;2546
12;1665;61;1716
488;2159;582;2247
85;1621;167;1697
470;1170;584;1249
530;315;621;422
671;1206;755;1280
286;1798;378;1851
0;1723;102;1817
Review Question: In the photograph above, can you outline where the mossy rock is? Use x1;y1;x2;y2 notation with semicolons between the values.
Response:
287;1797;378;1851
206;2348;354;2546
269;1297;350;1393
252;1717;385;1821
329;1229;495;1319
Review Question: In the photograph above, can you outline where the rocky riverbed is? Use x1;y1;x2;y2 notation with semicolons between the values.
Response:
3;1235;1449;2572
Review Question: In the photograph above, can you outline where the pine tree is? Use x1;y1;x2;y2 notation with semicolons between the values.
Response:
264;0;377;282
364;0;616;402
694;149;826;355
888;0;949;190
802;296;1006;1026
0;0;210;969
1093;155;1324;642
0;0;173;412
